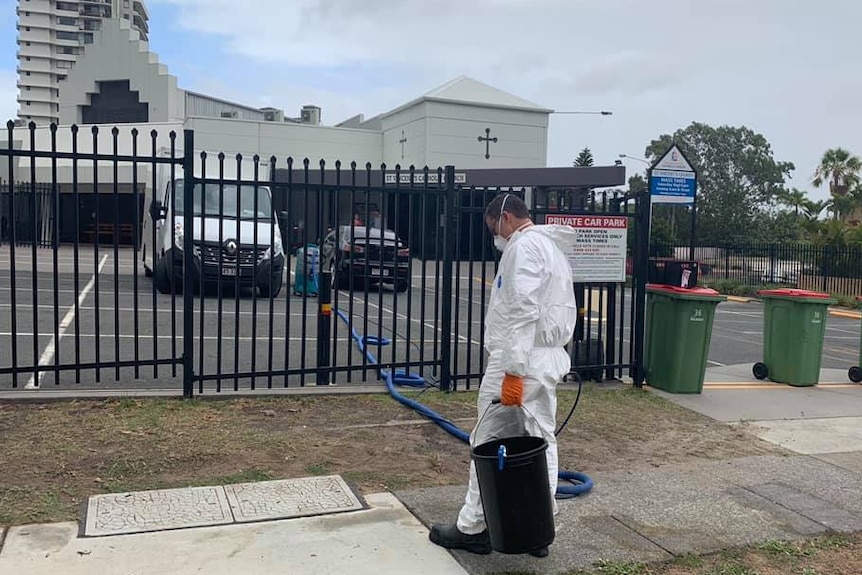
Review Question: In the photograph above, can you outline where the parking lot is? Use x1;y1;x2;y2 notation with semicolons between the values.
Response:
0;245;497;392
1;245;859;393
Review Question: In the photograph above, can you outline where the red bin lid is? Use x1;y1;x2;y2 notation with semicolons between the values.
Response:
757;288;832;299
647;283;720;296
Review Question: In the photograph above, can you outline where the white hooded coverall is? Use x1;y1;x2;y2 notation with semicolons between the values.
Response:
456;224;578;535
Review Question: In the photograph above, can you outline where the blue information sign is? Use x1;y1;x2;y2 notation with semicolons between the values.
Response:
650;169;696;204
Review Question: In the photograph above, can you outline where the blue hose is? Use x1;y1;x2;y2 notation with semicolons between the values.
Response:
335;308;593;497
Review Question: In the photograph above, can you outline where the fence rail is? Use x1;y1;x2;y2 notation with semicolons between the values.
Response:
652;242;862;296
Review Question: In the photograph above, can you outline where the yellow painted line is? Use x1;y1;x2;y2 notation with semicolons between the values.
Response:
725;296;754;303
830;310;861;320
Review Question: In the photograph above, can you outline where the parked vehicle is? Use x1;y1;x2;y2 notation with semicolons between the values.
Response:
142;162;287;297
324;225;410;292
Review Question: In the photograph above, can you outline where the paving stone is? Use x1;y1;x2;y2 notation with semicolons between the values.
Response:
84;486;233;537
224;476;363;523
747;482;862;532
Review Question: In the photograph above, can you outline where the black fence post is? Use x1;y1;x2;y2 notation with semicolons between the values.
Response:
439;165;456;392
633;185;652;388
316;161;332;386
182;130;195;399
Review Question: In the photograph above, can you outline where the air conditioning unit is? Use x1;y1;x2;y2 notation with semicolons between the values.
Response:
300;105;321;126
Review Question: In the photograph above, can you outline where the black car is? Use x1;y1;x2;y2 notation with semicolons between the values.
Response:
325;226;410;292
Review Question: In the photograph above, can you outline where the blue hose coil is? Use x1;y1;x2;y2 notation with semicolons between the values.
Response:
334;308;593;497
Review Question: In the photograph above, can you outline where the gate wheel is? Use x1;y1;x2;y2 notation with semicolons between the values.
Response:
752;362;769;380
849;366;862;383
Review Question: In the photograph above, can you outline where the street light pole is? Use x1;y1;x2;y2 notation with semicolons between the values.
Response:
553;110;613;115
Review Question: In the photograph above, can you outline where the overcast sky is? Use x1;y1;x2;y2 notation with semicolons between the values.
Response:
1;0;860;200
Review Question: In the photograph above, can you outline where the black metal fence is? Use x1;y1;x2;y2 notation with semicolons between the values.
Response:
652;241;862;296
1;122;650;396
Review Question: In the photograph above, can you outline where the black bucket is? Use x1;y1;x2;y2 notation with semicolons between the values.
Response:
472;435;555;554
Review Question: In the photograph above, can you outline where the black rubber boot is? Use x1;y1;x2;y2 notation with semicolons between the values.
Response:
429;523;492;555
529;545;550;558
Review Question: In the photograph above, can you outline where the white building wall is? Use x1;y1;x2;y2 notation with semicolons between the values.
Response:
59;19;184;125
380;102;428;169
186;117;383;168
184;92;265;122
4;122;183;187
423;101;549;168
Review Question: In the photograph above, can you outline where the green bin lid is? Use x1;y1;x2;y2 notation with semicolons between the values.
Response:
757;288;831;299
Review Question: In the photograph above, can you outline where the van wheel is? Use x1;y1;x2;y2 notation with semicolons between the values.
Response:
260;274;283;298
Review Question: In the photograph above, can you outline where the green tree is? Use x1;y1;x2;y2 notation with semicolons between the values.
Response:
778;188;808;216
573;147;594;167
645;123;795;244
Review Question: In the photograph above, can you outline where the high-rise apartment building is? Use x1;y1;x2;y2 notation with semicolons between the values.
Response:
16;0;149;126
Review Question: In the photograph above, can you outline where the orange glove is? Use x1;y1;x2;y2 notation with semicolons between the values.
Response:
500;374;524;406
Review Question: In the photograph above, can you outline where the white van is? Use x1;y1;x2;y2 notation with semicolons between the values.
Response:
141;159;286;297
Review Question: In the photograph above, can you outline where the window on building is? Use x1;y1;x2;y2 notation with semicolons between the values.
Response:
56;31;78;41
26;101;31;106
57;16;77;26
26;57;31;61
83;33;94;44
56;2;77;11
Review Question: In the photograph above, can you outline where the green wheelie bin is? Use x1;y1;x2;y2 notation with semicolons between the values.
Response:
645;284;727;394
753;289;836;386
849;296;862;383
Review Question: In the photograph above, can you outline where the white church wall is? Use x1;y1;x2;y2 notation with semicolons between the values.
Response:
424;101;548;169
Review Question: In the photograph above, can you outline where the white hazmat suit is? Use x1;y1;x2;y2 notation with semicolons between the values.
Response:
456;223;578;535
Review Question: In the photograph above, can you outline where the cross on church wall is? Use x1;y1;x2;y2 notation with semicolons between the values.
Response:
399;130;407;160
478;127;498;160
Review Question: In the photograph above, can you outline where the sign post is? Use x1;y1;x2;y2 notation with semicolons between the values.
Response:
648;144;698;259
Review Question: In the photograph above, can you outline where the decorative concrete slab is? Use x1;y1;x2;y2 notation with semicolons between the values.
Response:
224;475;363;523
84;486;233;537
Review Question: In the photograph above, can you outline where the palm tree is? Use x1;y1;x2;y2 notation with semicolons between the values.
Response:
780;188;808;216
812;148;862;220
802;199;829;221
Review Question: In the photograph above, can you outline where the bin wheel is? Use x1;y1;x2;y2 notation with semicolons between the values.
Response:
753;362;769;380
849;366;862;383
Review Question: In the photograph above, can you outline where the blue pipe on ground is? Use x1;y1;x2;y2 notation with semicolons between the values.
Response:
335;309;593;498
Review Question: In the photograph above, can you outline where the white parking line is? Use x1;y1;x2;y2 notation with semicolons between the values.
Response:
26;254;108;389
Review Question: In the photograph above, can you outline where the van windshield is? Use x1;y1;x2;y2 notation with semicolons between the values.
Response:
172;179;273;220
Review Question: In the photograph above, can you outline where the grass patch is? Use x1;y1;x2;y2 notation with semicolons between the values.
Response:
0;387;780;527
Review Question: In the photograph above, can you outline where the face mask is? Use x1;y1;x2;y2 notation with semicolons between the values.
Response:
494;235;508;252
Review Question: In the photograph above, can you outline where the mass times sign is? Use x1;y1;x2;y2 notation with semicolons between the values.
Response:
546;214;628;283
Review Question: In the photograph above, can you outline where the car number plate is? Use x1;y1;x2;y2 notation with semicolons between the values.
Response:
370;268;388;276
222;266;237;276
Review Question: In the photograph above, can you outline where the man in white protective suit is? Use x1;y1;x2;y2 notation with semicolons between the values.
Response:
429;193;578;558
